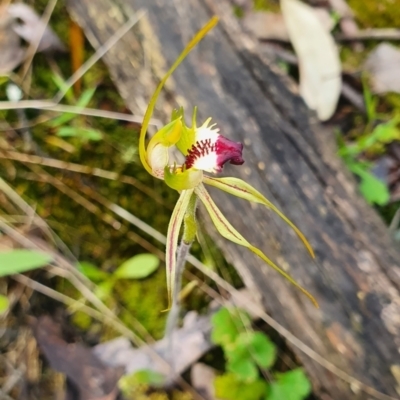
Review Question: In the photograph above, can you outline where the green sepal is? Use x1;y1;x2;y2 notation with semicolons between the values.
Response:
176;107;197;156
195;183;318;308
203;176;315;258
164;166;203;191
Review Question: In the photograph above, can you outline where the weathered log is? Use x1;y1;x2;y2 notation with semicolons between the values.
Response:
66;0;400;398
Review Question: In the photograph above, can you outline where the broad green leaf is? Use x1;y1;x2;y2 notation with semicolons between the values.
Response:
348;163;390;205
0;250;52;277
78;262;109;282
203;176;314;258
214;373;268;400
266;369;311;400
0;295;9;314
225;332;276;380
114;254;160;280
165;189;194;309
248;332;277;369
211;307;250;346
139;17;219;175
195;184;318;307
227;356;258;382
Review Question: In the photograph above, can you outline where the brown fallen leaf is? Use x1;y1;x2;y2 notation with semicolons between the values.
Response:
31;316;121;400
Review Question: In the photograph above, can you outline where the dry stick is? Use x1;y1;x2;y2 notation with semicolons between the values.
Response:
53;8;147;104
20;0;58;85
336;29;400;42
0;149;169;207
0;101;161;128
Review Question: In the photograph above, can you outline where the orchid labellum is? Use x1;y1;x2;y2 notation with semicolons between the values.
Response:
139;17;318;309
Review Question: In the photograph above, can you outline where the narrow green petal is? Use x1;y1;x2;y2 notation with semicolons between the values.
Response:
195;184;318;308
164;167;203;191
166;189;194;310
203;176;314;258
139;17;219;175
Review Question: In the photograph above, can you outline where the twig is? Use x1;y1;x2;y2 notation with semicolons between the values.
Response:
0;100;161;128
53;8;147;104
336;29;400;42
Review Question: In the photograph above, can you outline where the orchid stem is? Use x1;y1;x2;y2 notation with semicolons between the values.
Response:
165;194;198;373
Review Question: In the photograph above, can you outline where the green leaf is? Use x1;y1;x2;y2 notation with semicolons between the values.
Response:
114;254;160;280
195;184;318;308
56;127;103;141
266;369;311;400
227;356;258;382
78;262;109;282
50;87;96;127
211;307;250;346
0;295;9;314
214;373;268;400
225;332;276;380
94;280;114;300
0;250;52;277
348;163;390;205
52;73;75;103
247;332;277;369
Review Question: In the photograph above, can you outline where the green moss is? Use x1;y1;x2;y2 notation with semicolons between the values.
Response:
348;0;400;28
116;267;168;339
253;0;280;12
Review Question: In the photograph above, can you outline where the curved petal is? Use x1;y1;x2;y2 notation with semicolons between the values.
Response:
139;17;219;176
165;189;194;309
203;176;314;258
195;183;318;307
164;167;203;191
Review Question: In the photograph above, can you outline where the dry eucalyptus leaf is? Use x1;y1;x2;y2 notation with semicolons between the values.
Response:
0;9;26;74
8;3;65;53
281;0;341;120
363;43;400;94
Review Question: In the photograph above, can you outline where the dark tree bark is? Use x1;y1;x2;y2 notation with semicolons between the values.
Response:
66;0;400;398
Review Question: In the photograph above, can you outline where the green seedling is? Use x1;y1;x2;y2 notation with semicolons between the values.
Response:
78;253;160;300
211;307;311;400
0;249;52;276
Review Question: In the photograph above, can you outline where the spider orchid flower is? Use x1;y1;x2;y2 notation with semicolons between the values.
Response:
139;17;318;309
